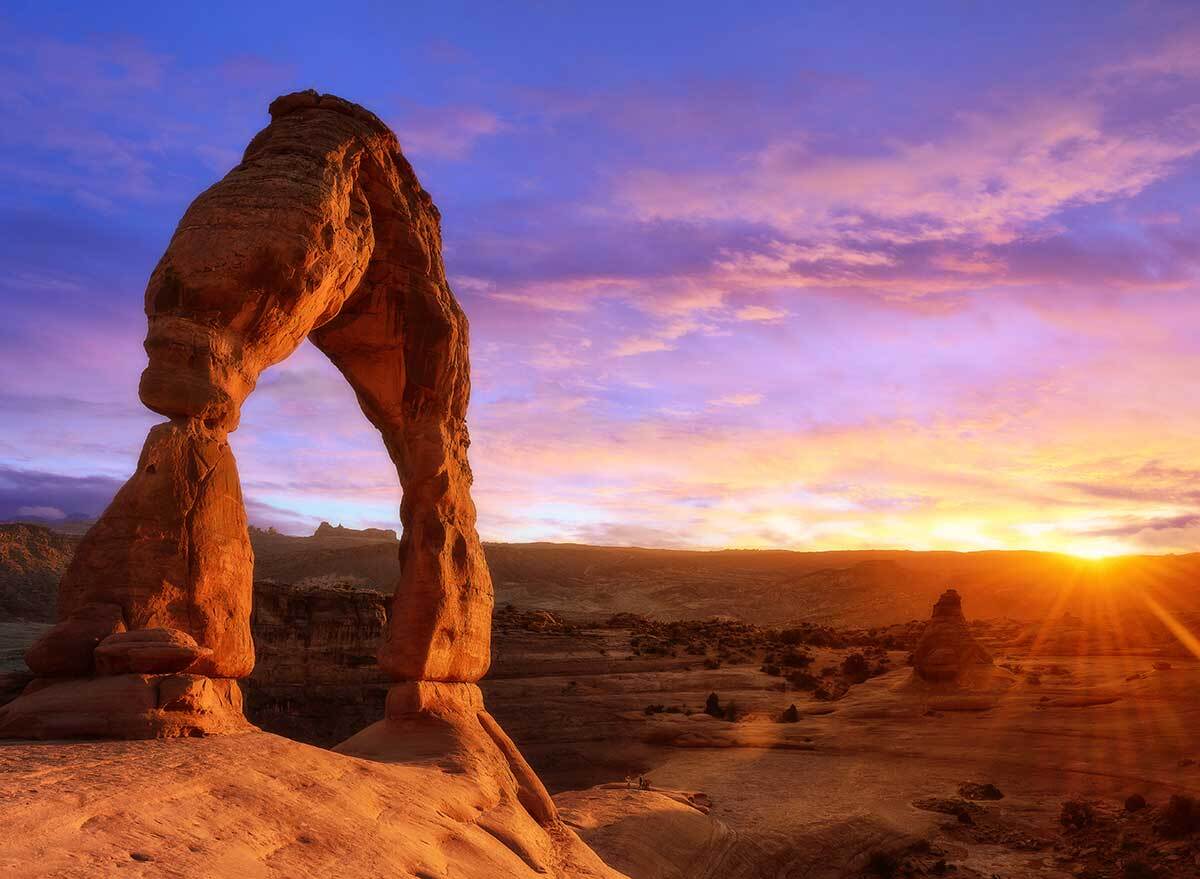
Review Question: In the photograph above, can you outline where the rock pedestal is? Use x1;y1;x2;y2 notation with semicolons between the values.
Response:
911;589;993;683
335;681;559;827
0;91;493;739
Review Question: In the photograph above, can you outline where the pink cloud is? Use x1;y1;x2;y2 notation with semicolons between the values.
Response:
390;105;504;160
621;100;1200;247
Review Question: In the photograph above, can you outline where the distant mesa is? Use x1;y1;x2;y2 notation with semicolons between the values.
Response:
911;588;993;683
314;521;398;542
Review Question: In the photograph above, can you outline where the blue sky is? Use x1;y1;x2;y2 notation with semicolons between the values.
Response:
2;2;1200;554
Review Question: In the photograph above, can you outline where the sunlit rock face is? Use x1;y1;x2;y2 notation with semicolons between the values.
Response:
0;90;493;739
911;589;993;683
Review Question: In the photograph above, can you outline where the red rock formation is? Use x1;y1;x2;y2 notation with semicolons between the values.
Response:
911;589;993;683
0;91;493;739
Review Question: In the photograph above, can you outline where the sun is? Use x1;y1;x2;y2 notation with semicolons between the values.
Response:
1058;539;1132;561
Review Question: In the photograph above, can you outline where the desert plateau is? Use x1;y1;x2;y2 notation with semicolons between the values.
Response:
2;521;1198;877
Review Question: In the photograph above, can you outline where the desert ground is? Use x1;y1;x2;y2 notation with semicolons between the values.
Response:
2;521;1198;878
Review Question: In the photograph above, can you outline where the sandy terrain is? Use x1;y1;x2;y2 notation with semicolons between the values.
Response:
486;622;1200;877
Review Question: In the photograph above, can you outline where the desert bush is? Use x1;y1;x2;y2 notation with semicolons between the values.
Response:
842;652;870;683
866;850;899;877
787;670;819;690
295;573;369;590
779;628;806;646
1157;794;1200;838
780;648;813;667
780;703;799;723
1059;800;1095;830
1123;860;1155;879
704;692;722;717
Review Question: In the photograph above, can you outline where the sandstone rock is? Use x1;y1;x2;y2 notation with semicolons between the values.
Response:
0;674;248;739
93;628;212;676
911;589;992;683
242;579;389;746
6;90;495;738
556;786;736;879
0;734;625;879
338;681;558;828
314;521;398;542
24;602;126;676
56;422;253;679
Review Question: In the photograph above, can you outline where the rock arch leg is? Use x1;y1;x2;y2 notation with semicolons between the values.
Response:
311;277;493;683
0;92;493;740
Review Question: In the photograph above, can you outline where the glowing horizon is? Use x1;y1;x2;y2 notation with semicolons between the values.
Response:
1;4;1199;556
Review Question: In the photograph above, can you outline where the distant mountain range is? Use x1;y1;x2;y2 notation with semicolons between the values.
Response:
252;524;1200;634
5;521;1199;640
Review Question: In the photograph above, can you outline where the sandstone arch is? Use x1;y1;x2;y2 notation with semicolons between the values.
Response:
1;91;494;738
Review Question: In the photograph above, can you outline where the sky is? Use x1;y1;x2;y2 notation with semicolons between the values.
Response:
1;1;1199;556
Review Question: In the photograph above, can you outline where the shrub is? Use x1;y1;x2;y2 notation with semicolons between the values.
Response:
780;648;813;667
704;692;722;717
787;670;819;690
866;851;899;877
780;703;799;723
1060;800;1095;830
842;652;870;683
1158;794;1200;838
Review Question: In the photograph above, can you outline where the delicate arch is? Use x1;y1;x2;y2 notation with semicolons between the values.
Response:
3;92;494;737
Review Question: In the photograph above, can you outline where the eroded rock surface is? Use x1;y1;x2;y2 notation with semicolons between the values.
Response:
0;733;626;879
0;90;494;739
911;589;993;683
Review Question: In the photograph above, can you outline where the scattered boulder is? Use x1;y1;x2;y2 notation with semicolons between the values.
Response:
958;782;1003;801
93;628;212;676
911;589;993;683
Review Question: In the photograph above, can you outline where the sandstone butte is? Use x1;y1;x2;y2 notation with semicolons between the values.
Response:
0;91;626;879
911;588;994;683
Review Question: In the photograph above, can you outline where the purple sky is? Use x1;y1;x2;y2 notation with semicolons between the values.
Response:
2;2;1199;555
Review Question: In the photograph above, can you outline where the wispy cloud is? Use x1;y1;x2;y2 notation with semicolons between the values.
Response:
391;104;504;160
